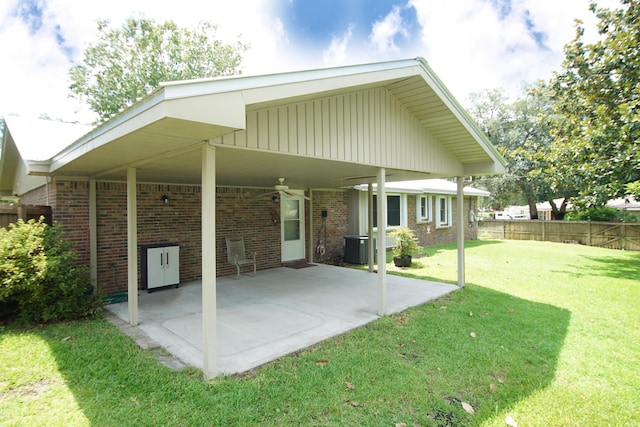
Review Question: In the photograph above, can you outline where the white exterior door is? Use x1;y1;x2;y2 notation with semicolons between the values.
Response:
281;192;305;262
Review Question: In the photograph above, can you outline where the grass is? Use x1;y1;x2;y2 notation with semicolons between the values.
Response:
1;239;639;426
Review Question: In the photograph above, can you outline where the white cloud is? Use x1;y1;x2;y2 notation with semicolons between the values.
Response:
369;5;409;54
407;0;621;104
0;0;629;122
322;24;354;66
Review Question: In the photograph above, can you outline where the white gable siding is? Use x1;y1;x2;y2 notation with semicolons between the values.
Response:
213;87;462;174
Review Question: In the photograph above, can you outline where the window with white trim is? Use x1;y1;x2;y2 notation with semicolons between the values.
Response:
373;194;404;228
416;195;431;223
436;196;452;228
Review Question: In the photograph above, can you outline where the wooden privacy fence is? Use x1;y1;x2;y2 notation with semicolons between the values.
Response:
0;205;53;228
478;219;640;251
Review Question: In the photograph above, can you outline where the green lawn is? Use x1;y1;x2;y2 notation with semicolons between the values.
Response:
1;240;638;426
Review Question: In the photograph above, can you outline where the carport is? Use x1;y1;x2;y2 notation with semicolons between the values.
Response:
15;58;505;378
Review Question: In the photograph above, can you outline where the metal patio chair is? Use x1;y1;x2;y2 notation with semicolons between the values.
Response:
225;236;257;278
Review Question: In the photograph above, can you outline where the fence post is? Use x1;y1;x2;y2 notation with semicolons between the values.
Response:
541;220;546;242
587;221;592;247
17;205;26;222
621;223;626;251
502;221;505;239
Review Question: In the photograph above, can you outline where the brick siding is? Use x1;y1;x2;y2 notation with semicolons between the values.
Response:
22;179;479;295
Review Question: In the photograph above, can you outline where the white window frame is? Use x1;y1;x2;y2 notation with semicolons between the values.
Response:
416;195;432;223
372;193;407;229
436;196;453;228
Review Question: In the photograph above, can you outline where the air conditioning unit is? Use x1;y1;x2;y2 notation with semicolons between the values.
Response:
343;235;375;264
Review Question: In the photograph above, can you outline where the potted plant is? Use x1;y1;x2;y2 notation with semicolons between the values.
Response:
388;227;423;267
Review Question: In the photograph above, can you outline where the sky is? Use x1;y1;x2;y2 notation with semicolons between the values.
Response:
0;0;622;124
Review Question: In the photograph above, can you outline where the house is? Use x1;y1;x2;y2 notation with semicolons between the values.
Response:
0;58;505;377
350;179;490;249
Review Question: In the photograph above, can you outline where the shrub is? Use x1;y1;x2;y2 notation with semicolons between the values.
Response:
388;227;423;258
566;206;638;222
0;219;102;324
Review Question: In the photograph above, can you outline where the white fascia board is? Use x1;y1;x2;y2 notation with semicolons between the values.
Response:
414;58;507;172
164;92;246;129
354;179;490;197
48;89;246;173
161;59;420;108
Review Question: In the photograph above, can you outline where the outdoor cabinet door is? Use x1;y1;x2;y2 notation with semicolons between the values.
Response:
163;246;180;286
147;247;166;289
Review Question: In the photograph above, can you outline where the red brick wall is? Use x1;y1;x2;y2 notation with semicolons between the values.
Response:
407;195;478;247
50;181;286;294
310;190;350;264
18;184;49;206
20;179;481;295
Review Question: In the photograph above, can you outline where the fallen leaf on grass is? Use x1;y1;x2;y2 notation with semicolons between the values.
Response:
440;305;447;310
461;401;475;414
345;399;360;407
345;382;355;390
469;311;473;317
314;359;329;366
62;336;71;341
470;331;477;338
130;397;139;406
505;414;518;426
395;423;407;427
489;383;496;393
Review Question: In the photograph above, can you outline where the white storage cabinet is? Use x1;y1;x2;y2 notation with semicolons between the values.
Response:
142;244;180;292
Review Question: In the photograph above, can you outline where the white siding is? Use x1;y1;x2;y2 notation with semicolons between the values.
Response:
212;87;461;174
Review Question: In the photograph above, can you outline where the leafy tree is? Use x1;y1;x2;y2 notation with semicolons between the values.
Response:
69;18;248;122
468;85;576;219
548;0;640;207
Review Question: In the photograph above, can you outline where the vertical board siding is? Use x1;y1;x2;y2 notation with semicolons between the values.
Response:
211;87;454;173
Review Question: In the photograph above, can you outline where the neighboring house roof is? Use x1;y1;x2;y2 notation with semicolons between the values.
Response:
1;57;505;196
0;116;92;195
607;196;640;211
354;179;490;197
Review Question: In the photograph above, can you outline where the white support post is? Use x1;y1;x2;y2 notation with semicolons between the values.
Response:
202;142;217;378
308;190;314;263
89;179;98;292
368;183;374;273
377;169;387;315
457;176;465;288
127;168;139;326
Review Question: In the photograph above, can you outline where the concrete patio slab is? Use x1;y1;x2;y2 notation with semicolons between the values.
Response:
105;264;457;375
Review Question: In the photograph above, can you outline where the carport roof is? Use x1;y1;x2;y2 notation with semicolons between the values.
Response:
3;58;505;192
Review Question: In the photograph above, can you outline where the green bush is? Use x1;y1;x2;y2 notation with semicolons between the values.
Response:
566;206;638;222
0;219;102;324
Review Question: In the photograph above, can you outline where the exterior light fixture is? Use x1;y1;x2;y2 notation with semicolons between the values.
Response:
272;195;279;203
162;195;169;205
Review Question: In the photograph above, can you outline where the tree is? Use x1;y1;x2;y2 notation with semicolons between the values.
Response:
69;18;248;122
468;85;576;219
548;0;640;207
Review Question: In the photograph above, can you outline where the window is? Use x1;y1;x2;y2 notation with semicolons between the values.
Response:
417;195;431;223
372;195;402;228
436;196;452;228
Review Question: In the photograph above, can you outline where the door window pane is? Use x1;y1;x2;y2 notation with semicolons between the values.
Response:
283;199;300;241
